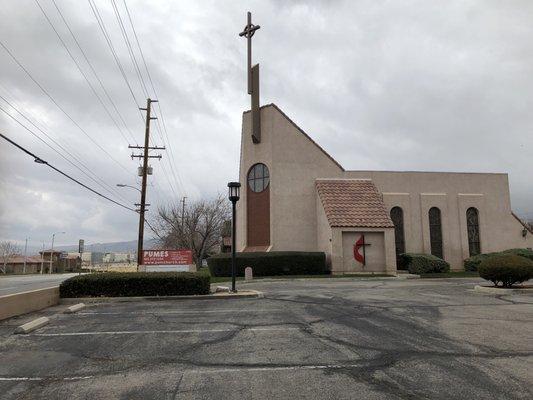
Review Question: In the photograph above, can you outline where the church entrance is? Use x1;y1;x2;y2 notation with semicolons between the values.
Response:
341;232;386;273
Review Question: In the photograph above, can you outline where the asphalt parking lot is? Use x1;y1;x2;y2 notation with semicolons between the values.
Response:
0;277;532;399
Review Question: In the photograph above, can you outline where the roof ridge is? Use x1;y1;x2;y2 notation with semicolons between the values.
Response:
245;103;345;171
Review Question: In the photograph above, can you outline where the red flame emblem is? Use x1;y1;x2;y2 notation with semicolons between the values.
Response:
353;235;365;264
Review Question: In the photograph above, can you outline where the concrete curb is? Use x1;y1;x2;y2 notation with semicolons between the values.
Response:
64;303;86;314
14;317;50;334
396;274;420;279
474;285;533;295
211;276;400;286
60;290;263;304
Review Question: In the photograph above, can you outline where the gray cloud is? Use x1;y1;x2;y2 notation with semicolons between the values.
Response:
1;0;532;250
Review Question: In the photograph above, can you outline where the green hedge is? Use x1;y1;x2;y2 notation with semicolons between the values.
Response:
207;251;327;277
398;253;450;274
478;254;533;287
60;272;210;298
464;248;533;271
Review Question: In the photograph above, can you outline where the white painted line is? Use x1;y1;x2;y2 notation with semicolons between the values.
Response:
77;309;282;315
64;303;86;314
14;317;50;334
31;327;298;337
190;363;362;374
0;375;93;382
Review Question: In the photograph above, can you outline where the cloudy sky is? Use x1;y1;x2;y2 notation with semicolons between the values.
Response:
0;0;532;250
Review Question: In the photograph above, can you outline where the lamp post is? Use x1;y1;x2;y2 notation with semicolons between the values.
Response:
49;231;65;274
227;182;241;292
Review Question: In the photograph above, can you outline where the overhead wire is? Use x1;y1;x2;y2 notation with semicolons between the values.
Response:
0;131;136;213
34;0;133;145
121;0;186;197
0;96;132;204
51;0;138;144
87;0;145;124
108;0;181;202
0;39;134;177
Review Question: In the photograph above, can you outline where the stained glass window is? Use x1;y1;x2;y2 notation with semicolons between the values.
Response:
429;207;443;259
247;163;270;193
390;207;406;267
467;207;481;256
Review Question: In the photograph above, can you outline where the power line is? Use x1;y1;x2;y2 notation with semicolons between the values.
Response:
110;0;149;98
51;0;138;144
0;98;131;204
34;0;133;145
108;0;183;200
0;86;134;202
0;39;134;177
0;131;136;213
87;0;145;123
122;0;186;197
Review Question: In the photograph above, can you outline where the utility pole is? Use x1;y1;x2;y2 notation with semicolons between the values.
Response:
181;196;187;233
129;98;165;269
40;242;44;274
23;237;28;274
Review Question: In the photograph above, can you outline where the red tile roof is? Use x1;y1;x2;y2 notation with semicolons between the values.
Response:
316;179;394;228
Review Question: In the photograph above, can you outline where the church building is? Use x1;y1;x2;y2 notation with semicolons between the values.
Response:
236;104;533;273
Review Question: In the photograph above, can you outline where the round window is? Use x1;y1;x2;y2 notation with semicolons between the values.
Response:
247;163;270;193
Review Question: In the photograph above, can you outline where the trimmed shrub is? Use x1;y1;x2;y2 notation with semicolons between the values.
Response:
398;253;450;274
59;272;210;298
464;248;533;271
478;254;533;288
207;251;327;277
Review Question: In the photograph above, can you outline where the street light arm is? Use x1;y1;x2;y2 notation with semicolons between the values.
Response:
117;184;142;194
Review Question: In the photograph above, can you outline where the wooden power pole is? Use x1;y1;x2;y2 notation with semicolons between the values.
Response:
129;98;164;269
181;196;187;233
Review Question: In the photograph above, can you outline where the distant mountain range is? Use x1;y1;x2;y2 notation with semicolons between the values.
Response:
52;239;159;254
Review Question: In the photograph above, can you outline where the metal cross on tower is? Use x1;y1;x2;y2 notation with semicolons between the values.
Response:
239;11;262;143
239;11;260;94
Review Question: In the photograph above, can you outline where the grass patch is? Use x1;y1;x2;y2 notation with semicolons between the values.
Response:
419;271;479;279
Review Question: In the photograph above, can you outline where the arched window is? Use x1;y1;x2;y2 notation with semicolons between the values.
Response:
247;163;270;193
466;207;481;256
429;207;443;259
390;207;406;267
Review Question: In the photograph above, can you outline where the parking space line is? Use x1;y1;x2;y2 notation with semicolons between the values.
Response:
189;363;362;373
77;309;283;315
0;376;93;381
0;364;361;382
30;327;299;337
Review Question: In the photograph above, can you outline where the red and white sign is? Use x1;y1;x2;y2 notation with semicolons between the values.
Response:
142;249;193;266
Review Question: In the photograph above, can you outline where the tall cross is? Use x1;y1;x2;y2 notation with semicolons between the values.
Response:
239;12;260;94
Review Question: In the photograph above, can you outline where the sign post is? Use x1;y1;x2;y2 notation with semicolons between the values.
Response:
78;239;84;274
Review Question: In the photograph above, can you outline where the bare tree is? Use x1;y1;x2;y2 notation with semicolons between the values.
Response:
0;241;21;274
152;194;230;267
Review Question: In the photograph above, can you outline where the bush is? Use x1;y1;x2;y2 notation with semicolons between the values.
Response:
398;253;450;274
478;254;533;288
60;272;210;298
464;248;533;271
207;251;327;277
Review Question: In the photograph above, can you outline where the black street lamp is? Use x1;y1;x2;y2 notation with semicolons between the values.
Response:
227;182;241;292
